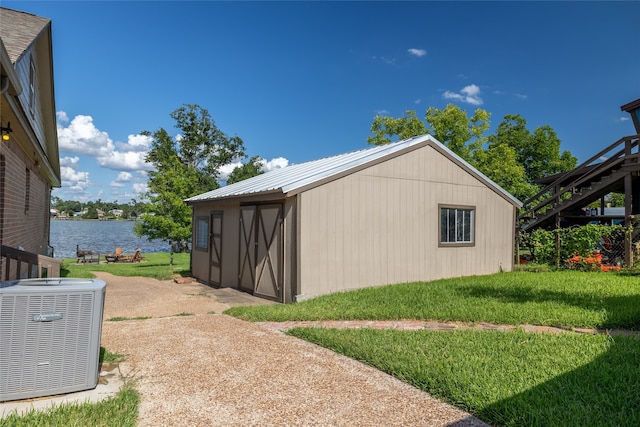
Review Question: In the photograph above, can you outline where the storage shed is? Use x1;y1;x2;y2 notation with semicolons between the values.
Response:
186;134;522;303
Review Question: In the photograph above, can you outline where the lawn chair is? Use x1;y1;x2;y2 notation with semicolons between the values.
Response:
117;248;143;263
105;247;123;263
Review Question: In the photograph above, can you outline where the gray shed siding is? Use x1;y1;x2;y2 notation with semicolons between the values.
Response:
295;144;515;300
190;197;298;303
188;136;519;303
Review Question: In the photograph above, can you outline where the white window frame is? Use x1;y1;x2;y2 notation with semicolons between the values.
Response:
439;205;475;247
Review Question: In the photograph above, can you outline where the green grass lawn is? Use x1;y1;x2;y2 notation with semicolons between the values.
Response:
226;270;640;426
289;328;640;427
60;251;190;280
226;270;640;330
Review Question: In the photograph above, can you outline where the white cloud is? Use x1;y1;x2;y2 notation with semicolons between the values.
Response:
116;134;153;153
98;150;152;171
408;48;427;57
443;84;483;106
60;156;80;167
56;111;69;122
111;171;133;187
414;98;421;105
132;182;148;194
617;116;630;122
60;165;91;192
262;157;288;172
57;114;115;157
217;157;289;182
116;171;133;182
514;93;528;100
375;109;391;116
56;113;153;171
132;182;148;195
218;161;244;182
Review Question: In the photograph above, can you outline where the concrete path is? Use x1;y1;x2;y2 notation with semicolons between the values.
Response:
1;273;489;426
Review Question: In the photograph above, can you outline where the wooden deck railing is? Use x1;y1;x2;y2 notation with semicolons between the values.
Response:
519;134;640;230
1;245;61;281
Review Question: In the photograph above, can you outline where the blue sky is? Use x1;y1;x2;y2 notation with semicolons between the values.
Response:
4;1;640;203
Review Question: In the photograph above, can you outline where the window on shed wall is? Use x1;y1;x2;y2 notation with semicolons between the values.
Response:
439;205;475;247
195;216;208;251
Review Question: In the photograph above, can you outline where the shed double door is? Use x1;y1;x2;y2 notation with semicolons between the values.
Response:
238;204;283;301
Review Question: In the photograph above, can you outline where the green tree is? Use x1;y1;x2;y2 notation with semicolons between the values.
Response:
474;143;536;201
368;110;427;146
490;115;577;185
135;104;246;265
227;156;265;184
425;104;491;161
368;104;530;198
368;104;491;163
606;193;625;207
368;106;576;201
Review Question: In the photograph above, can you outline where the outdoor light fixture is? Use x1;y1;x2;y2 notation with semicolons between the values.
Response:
1;122;12;141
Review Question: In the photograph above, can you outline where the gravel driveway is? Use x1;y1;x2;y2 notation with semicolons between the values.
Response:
97;272;488;426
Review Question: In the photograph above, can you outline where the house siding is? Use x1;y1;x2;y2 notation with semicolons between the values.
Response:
0;140;51;255
297;144;515;299
14;47;47;153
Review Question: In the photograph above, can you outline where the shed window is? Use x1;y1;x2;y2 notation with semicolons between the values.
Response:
195;216;208;251
439;205;475;246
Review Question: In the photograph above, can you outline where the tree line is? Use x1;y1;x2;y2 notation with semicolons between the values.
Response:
51;197;146;220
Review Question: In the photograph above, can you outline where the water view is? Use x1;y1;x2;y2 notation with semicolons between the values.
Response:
50;220;170;259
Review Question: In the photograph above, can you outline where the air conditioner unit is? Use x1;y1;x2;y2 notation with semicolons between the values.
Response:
0;278;106;402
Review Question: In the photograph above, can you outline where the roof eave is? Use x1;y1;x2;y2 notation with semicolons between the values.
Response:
0;39;23;96
185;188;286;205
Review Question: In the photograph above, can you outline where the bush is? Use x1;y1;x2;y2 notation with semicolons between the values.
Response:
519;224;625;267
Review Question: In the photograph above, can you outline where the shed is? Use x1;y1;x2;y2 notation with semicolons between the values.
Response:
185;134;522;303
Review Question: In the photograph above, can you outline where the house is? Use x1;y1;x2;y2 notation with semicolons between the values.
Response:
0;7;61;278
186;134;522;303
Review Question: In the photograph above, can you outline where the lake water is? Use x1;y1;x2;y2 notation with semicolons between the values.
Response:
50;220;170;259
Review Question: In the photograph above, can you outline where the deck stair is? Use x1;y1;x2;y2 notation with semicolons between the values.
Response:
519;134;640;231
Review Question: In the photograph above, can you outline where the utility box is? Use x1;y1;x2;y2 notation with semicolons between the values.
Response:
0;278;106;402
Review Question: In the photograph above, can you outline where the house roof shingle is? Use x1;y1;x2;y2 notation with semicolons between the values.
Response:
0;7;50;64
186;134;522;207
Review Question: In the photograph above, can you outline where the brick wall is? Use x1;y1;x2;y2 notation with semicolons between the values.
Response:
0;138;51;256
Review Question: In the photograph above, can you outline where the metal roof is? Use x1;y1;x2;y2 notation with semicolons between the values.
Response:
185;134;522;207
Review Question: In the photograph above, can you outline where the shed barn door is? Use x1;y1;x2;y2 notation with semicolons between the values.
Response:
209;212;223;287
238;204;283;301
238;206;256;293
